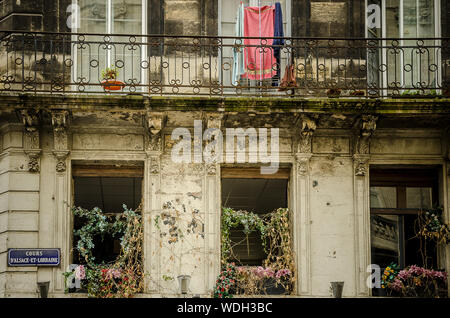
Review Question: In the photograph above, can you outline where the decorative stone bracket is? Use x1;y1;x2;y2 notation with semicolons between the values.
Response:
145;112;167;152
353;115;378;176
354;115;378;156
296;114;318;154
51;110;70;172
296;154;313;176
353;155;370;177
18;109;41;172
204;112;224;175
203;112;224;130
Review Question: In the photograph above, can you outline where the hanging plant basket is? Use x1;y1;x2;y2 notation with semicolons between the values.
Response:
101;79;125;91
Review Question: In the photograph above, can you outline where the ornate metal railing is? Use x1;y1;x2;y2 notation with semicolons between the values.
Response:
0;30;448;98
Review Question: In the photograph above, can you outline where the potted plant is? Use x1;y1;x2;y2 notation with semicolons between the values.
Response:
350;90;365;97
326;88;341;98
101;66;125;91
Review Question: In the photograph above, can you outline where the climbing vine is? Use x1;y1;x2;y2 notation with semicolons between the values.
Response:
64;204;144;298
221;207;266;263
216;207;295;297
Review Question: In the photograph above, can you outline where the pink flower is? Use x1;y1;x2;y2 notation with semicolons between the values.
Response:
390;278;403;292
75;265;85;280
408;265;424;276
105;268;122;279
276;269;291;278
397;269;410;281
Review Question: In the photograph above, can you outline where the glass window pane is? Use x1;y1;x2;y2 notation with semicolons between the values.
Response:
406;187;432;209
370;187;397;208
370;214;401;267
111;0;143;89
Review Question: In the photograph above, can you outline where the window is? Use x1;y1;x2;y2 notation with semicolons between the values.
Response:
366;0;441;94
73;0;147;91
221;168;289;266
369;167;440;295
218;0;292;89
72;164;143;264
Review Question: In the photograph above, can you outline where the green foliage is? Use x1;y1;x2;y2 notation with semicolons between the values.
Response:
101;65;118;80
417;207;450;245
214;262;237;298
216;207;295;297
381;263;400;289
67;204;143;298
221;207;266;263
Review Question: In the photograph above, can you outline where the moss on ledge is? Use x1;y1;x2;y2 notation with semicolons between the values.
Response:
0;93;448;115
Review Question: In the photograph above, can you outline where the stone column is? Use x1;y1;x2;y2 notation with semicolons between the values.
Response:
203;112;223;292
293;114;317;296
50;110;70;293
144;111;166;293
352;115;377;297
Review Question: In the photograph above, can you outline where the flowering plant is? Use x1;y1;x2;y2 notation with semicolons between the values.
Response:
218;207;295;296
384;265;447;297
381;263;400;290
417;207;450;245
101;66;118;80
63;205;143;298
214;263;237;298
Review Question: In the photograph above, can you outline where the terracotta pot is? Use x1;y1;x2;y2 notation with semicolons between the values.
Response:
101;79;125;91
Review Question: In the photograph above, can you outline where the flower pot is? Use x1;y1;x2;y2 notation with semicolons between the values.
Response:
331;281;344;298
326;89;341;98
263;277;289;295
37;281;50;298
101;79;125;91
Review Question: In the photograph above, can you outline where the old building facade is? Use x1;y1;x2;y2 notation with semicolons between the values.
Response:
0;0;449;297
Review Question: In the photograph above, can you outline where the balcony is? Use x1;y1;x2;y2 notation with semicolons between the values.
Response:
0;30;448;99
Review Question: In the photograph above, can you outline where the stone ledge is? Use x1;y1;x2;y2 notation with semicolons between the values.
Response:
0;93;448;114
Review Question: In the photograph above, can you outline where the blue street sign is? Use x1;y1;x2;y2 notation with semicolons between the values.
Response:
7;249;61;267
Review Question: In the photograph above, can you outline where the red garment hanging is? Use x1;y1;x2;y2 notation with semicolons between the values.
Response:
243;5;276;80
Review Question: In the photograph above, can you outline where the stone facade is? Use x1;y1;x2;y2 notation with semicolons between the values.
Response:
0;0;449;298
0;96;449;297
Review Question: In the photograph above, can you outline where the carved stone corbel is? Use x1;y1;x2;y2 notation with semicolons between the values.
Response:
51;110;70;172
25;150;41;172
354;156;370;177
206;163;217;175
18;109;41;172
353;115;378;176
296;154;312;176
296;114;318;154
204;112;224;130
149;156;160;175
203;112;224;167
53;150;70;173
146;112;167;152
354;115;378;155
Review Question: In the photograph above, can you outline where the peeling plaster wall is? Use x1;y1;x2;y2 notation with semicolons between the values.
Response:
309;156;356;296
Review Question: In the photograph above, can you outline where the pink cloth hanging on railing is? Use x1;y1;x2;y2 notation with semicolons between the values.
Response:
243;5;276;80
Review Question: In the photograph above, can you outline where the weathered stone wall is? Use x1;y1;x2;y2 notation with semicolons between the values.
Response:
0;0;71;32
0;123;40;297
0;100;448;297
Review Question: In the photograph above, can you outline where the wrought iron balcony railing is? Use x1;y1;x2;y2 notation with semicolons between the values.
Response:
0;31;448;98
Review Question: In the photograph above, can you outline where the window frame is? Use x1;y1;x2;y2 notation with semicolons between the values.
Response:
370;168;439;215
71;0;148;90
70;163;144;265
369;168;440;270
365;0;442;95
220;167;291;266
